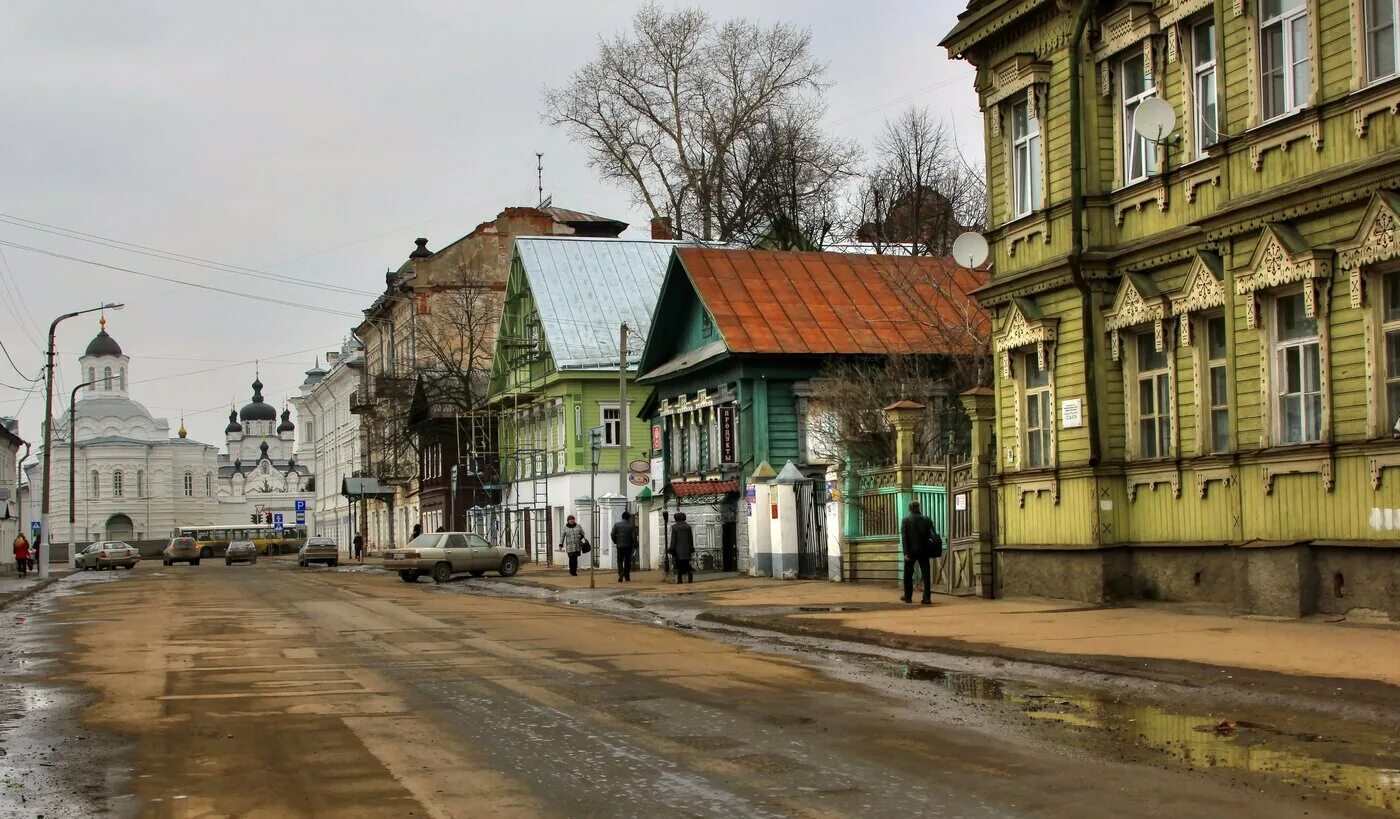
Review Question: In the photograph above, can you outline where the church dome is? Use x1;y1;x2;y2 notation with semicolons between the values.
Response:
84;317;123;358
239;377;277;422
225;408;243;434
277;408;295;433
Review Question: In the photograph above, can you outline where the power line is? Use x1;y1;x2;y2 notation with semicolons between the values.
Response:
0;213;379;298
0;246;44;350
826;70;977;128
0;239;365;319
0;337;38;382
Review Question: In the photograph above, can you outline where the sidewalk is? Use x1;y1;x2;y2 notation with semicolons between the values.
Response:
0;570;72;609
690;582;1400;687
504;565;758;595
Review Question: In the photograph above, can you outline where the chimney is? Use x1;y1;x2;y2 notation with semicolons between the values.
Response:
650;216;673;241
0;417;16;434
326;352;340;365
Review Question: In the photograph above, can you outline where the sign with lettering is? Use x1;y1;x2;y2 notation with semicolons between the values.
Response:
628;472;649;487
1061;399;1083;429
295;500;307;513
651;423;662;453
955;493;968;511
718;404;736;463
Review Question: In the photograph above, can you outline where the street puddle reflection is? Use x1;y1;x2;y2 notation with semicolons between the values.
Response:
896;662;1400;813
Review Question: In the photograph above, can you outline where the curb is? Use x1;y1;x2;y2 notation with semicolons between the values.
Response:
0;576;60;610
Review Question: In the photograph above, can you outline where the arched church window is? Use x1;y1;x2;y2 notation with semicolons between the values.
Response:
103;367;112;390
113;471;123;497
183;472;193;497
91;470;100;499
88;368;95;390
136;470;144;498
205;473;212;496
120;367;126;391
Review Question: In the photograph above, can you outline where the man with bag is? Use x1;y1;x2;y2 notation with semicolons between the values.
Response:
900;501;943;605
560;514;589;577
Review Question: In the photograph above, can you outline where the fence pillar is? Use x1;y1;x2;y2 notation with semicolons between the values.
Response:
747;461;776;577
771;461;804;580
884;401;925;587
960;388;997;597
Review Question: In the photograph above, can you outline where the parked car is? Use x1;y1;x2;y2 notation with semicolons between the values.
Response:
163;537;201;566
384;532;521;584
297;537;339;567
77;541;140;571
225;541;258;565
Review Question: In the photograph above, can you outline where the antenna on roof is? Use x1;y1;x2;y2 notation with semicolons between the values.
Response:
535;152;545;208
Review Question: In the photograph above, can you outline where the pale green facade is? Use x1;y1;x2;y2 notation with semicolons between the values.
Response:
943;0;1400;615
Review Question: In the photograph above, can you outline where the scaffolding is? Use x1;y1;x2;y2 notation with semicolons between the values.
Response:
495;294;554;564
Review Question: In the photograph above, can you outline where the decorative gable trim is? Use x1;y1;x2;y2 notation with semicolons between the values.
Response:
995;298;1058;378
1171;251;1226;346
1234;224;1335;328
1160;0;1213;61
1337;190;1400;309
986;54;1051;137
1093;3;1159;96
1104;273;1168;361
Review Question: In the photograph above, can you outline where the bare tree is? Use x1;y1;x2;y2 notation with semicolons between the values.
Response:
846;107;987;256
543;4;855;243
412;263;501;417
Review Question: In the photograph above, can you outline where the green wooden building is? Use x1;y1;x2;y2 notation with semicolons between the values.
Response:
485;236;684;567
943;0;1400;616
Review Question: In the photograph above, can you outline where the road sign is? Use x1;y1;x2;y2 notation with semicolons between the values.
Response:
273;513;284;531
627;472;648;487
294;500;307;513
30;521;40;537
628;459;649;474
295;512;306;524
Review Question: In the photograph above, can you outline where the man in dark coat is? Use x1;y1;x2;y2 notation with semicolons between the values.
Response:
669;512;695;584
900;501;942;605
611;511;638;582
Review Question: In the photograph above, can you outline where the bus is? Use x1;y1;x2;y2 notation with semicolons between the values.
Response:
175;524;309;558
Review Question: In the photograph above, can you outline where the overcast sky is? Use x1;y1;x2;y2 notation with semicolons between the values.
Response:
0;0;980;448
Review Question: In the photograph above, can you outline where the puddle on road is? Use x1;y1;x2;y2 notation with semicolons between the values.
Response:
894;661;1400;813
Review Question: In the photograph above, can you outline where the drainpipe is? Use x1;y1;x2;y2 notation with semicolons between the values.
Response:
1068;0;1102;466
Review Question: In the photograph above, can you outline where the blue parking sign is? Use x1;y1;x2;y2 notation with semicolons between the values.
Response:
294;500;306;513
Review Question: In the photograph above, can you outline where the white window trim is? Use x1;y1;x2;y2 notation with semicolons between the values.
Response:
1018;350;1056;470
1269;289;1326;445
113;470;123;498
1126;332;1176;460
1199;313;1232;455
1258;0;1311;122
1009;99;1043;219
1121;51;1160;186
1365;265;1400;438
1189;18;1219;160
1360;0;1400;86
598;402;628;448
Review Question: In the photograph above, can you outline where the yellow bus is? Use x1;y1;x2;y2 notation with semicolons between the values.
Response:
176;524;308;558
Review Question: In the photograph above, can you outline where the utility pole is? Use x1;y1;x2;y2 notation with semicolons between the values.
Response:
589;426;602;590
619;324;628;500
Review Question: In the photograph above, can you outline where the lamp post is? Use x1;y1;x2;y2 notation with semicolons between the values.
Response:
589;425;603;589
40;303;123;578
67;380;98;569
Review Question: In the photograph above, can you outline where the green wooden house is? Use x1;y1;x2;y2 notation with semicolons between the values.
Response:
485;236;685;567
942;0;1400;616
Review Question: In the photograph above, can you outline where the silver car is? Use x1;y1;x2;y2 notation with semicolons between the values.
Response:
297;536;339;567
77;541;140;571
225;541;258;565
383;532;521;584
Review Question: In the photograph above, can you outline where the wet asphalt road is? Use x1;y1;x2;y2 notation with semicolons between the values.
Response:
0;562;1387;818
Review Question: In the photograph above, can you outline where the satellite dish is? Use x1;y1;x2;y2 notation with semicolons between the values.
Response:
951;231;989;269
1132;97;1177;143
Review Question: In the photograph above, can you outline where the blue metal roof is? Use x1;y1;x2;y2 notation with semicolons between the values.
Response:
513;237;689;371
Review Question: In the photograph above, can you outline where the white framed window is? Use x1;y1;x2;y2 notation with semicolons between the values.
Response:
205;473;212;497
1205;315;1230;454
1134;335;1172;459
90;470;99;499
1121;52;1158;185
103;366;113;391
1191;19;1219;157
1273;291;1323;444
1381;271;1400;431
87;367;95;390
136;470;144;498
1023;353;1053;468
1260;0;1310;121
1010;100;1042;218
183;471;194;497
1367;0;1399;83
113;470;123;497
600;404;624;447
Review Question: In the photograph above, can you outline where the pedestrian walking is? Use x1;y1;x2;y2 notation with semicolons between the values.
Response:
352;534;364;563
611;511;638;582
899;501;943;605
13;533;31;578
668;512;695;584
560;515;588;576
411;523;423;540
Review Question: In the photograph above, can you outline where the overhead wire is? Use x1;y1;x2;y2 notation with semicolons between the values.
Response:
0;337;38;382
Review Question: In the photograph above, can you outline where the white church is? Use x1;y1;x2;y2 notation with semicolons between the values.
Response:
23;319;312;549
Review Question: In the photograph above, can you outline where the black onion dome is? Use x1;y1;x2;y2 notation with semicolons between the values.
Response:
239;377;277;422
277;408;294;433
225;409;243;434
84;328;123;358
258;440;270;461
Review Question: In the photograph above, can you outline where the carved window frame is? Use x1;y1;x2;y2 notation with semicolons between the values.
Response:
1104;273;1175;461
1094;3;1162;189
1171;251;1229;454
1235;224;1334;448
1338;191;1400;437
1162;0;1218;160
985;54;1051;227
995;299;1059;471
1243;0;1322;127
1352;0;1400;89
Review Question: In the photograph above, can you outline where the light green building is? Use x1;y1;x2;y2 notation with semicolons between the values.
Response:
486;236;685;567
942;0;1400;615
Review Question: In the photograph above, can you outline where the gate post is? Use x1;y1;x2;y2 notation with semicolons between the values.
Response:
771;461;804;579
960;388;997;597
884;401;925;588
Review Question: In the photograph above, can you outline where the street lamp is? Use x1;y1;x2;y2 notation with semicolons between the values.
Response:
589;425;603;589
66;380;98;569
39;302;123;578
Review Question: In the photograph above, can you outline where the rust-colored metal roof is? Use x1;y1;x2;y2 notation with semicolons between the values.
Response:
674;248;989;357
672;479;740;497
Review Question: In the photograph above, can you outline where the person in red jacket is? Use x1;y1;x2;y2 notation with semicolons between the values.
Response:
13;533;32;578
